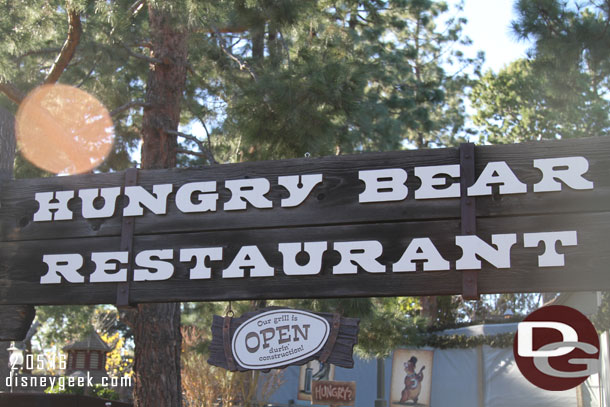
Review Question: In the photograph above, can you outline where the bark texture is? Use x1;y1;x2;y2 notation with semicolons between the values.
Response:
0;107;16;179
133;5;187;407
140;6;188;169
0;107;37;390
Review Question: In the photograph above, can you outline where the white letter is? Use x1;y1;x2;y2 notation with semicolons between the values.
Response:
33;191;75;222
223;246;274;278
278;242;327;275
533;157;594;192
175;182;218;213
41;254;84;284
79;188;121;219
180;247;223;279
467;162;526;196
133;249;174;281
524;231;578;267
333;241;385;274
393;238;450;272
359;169;408;203
414;165;461;199
518;321;578;357
278;174;323;207
456;234;517;269
90;251;128;282
224;179;273;211
123;184;173;216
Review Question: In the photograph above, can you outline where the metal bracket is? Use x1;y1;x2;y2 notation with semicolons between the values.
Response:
116;167;138;308
460;143;479;301
319;313;341;363
223;315;237;371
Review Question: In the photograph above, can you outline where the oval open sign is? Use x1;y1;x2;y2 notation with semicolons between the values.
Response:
231;309;330;369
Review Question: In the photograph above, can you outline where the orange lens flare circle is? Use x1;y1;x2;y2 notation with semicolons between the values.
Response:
16;84;115;175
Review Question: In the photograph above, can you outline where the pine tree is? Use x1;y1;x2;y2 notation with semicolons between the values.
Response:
500;0;610;141
471;58;610;143
0;1;484;401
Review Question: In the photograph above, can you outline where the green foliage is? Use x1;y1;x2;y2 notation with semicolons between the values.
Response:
188;0;481;160
91;385;120;400
35;306;97;347
471;59;610;143
44;378;85;395
45;377;120;400
472;0;610;144
34;306;131;354
421;331;515;349
592;291;610;333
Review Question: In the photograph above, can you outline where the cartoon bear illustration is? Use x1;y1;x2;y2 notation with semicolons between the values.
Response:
399;356;425;404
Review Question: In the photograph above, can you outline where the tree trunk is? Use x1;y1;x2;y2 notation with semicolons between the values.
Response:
0;107;16;179
140;6;188;169
420;296;438;326
0;107;14;392
268;25;280;68
0;107;37;391
251;23;265;67
133;4;188;407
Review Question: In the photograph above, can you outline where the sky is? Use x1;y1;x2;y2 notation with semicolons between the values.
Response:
453;0;531;72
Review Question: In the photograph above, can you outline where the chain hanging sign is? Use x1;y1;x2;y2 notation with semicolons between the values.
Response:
0;137;609;305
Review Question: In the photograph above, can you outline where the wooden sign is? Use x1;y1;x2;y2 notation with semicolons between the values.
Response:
208;308;359;371
0;137;610;305
311;381;356;406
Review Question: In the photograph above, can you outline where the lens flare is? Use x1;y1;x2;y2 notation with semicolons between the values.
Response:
16;84;115;175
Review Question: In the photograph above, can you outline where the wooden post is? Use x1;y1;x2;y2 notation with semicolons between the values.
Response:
460;142;479;300
374;358;387;407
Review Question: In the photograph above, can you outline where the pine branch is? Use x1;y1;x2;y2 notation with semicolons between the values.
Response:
15;47;62;62
187;107;214;153
75;61;98;88
121;43;162;65
110;101;151;117
177;148;209;159
44;10;83;85
0;79;25;104
167;129;217;164
212;28;257;81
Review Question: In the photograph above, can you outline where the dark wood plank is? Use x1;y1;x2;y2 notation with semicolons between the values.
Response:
0;212;608;305
0;305;35;341
1;137;609;242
